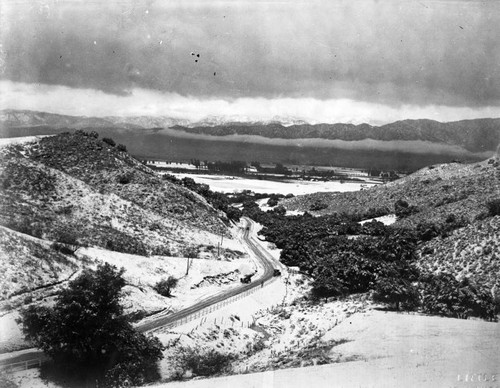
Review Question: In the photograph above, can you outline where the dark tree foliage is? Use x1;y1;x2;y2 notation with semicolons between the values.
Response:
242;196;496;320
373;277;420;311
487;198;500;216
206;160;247;174
173;347;234;378
419;273;498;321
416;221;441;241
102;137;116;147
226;206;242;222
394;199;418;219
154;276;178;297
18;264;165;386
309;200;328;211
55;229;78;246
116;144;127;152
267;197;279;207
117;173;132;184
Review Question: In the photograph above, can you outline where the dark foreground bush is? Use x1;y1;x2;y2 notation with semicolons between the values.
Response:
173;347;235;378
18;264;165;387
154;276;178;297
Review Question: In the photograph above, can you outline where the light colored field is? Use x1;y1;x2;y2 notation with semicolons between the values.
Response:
168;173;378;195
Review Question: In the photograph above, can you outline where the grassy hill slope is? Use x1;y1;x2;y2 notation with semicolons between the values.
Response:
282;158;500;228
0;132;235;258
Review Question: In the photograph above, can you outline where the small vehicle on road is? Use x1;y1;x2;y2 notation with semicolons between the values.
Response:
273;269;282;276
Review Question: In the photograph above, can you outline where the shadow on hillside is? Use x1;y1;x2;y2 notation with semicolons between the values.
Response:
39;361;102;388
38;360;162;388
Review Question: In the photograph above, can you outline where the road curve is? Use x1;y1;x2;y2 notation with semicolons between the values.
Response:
0;217;281;368
137;217;279;332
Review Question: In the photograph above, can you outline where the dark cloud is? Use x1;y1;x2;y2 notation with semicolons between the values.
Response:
1;0;499;107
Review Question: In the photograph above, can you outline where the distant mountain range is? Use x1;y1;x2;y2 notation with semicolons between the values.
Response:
1;109;499;153
1;109;499;170
0;110;308;131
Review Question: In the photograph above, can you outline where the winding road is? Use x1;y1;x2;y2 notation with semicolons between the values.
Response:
0;217;282;369
138;217;281;332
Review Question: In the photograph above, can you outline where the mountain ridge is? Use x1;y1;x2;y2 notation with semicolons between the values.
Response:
1;109;500;153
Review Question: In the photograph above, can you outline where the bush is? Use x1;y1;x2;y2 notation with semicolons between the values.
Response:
373;277;419;311
487;199;500;216
51;242;76;255
105;236;148;256
117;173;132;184
102;137;116;147
309;201;328;211
226;206;242;222
173;347;234;378
116;144;127;152
394;199;418;218
17;264;165;386
420;273;498;321
267;198;279;207
416;221;441;242
56;230;78;246
153;276;178;297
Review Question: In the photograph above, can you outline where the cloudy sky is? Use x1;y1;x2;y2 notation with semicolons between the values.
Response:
1;0;499;124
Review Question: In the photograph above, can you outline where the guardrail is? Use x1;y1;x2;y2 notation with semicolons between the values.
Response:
153;275;280;331
0;358;43;372
1;220;285;371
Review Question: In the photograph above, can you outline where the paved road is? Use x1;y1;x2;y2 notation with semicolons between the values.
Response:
0;217;280;369
138;217;279;332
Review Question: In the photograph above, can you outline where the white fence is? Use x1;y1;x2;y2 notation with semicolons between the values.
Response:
0;358;42;372
154;275;280;331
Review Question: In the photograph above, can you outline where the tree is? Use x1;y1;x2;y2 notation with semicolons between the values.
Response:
419;273;498;320
172;347;234;378
373;277;419;311
154;276;179;297
226;206;242;222
102;137;116;147
18;263;164;386
116;144;127;152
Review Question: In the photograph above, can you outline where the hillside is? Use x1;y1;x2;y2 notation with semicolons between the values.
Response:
281;157;500;228
0;133;253;352
176;118;500;153
417;216;500;294
0;131;235;255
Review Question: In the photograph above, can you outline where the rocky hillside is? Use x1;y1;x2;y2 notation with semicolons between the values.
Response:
282;157;500;228
0;131;233;257
0;226;81;304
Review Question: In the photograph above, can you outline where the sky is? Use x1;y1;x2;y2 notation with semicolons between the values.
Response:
1;0;500;124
